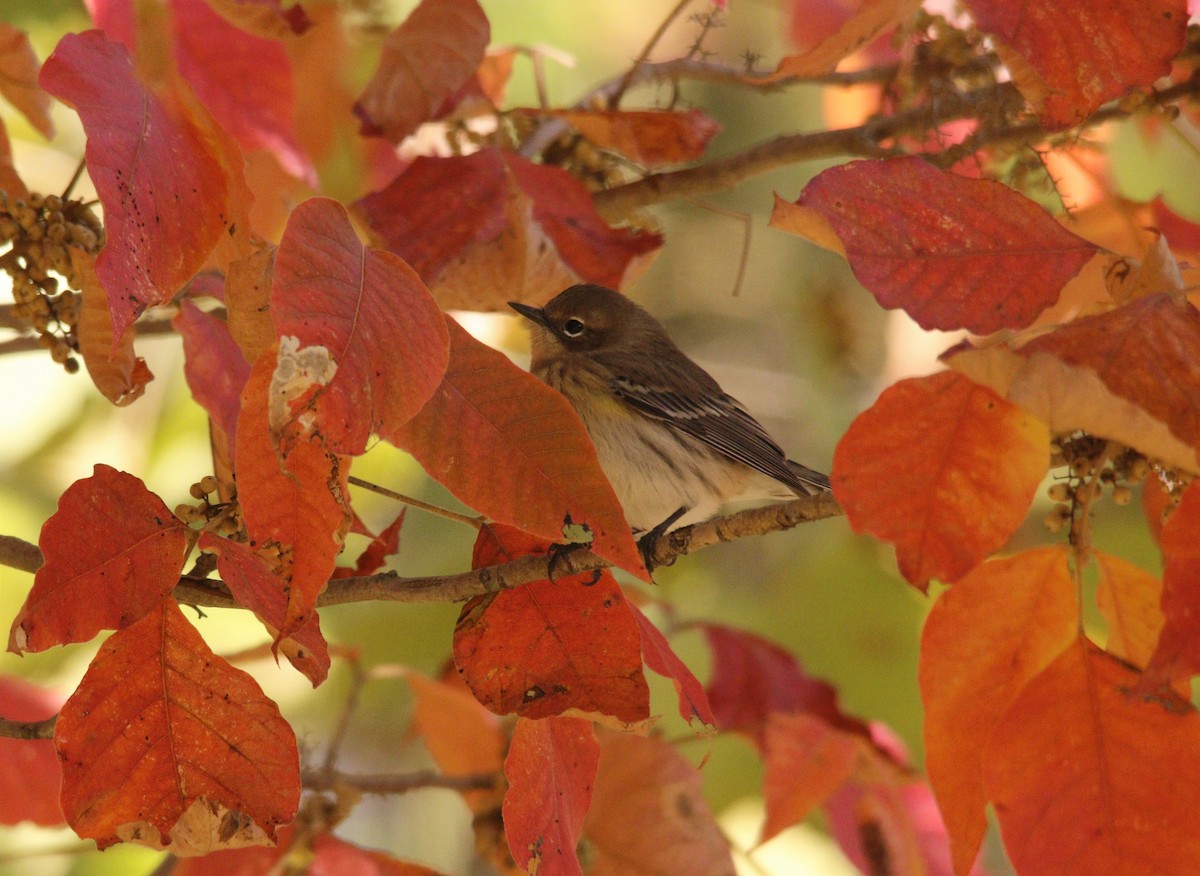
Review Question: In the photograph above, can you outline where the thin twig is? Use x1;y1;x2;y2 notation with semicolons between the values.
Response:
609;0;695;109
347;475;483;529
302;767;500;796
0;534;42;573
0;714;56;740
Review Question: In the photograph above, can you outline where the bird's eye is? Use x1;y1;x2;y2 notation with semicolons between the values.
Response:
562;317;585;338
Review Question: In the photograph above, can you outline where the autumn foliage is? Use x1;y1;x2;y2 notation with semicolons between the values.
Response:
2;0;1200;874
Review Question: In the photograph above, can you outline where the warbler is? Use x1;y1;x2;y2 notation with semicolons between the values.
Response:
510;284;830;534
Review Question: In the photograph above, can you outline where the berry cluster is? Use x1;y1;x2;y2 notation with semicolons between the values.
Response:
2;188;104;373
1043;434;1173;534
175;475;240;537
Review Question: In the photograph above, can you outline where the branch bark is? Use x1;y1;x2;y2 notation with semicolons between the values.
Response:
0;714;56;740
302;767;499;796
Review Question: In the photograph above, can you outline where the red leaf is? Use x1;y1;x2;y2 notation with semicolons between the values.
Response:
354;149;662;310
169;0;313;181
453;525;650;725
628;603;714;727
9;464;188;653
919;547;1077;873
984;640;1200;875
393;317;648;580
503;716;598;876
520;109;720;168
967;0;1187;129
56;601;300;853
0;678;63;826
701;624;868;748
353;0;490;143
582;731;736;876
0;23;55;137
333;510;406;578
761;712;862;843
199;532;330;686
1144;482;1200;689
271;197;450;456
175;828;448;876
40;30;241;340
832;371;1049;588
787;157;1096;333
235;346;352;643
175;300;252;450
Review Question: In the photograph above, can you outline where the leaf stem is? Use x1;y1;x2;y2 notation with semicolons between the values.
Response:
347;475;483;529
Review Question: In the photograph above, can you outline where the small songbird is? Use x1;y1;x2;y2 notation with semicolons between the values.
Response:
510;284;830;534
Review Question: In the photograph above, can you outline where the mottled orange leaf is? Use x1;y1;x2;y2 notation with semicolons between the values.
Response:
0;23;54;137
701;624;869;748
9;465;187;653
947;292;1200;473
56;601;299;853
453;525;650;725
984;640;1200;875
761;713;861;843
761;0;919;79
1143;482;1200;689
0;678;63;826
203;0;313;40
170;0;313;181
175;828;448;875
629;603;714;728
522;109;719;168
582;732;736;876
175;300;251;451
503;716;597;876
73;249;154;405
199;532;330;686
790;157;1096;333
393;317;648;581
235;347;351;644
272;197;449;455
406;670;504;813
39;30;238;340
353;0;489;143
919;547;1077;874
354;149;662;310
966;0;1187;129
1096;551;1164;670
225;243;276;365
833;371;1049;588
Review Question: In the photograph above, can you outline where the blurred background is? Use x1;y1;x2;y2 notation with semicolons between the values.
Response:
0;0;1176;874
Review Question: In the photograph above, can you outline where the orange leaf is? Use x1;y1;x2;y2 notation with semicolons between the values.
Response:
56;601;300;854
832;371;1049;588
759;0;920;79
39;31;239;340
1144;482;1200;689
761;713;861;843
701;624;869;748
393;317;648;580
984;640;1200;875
235;346;351;643
1095;551;1164;670
582;731;736;876
73;248;154;405
174;828;448;876
0;677;63;826
272;197;450;455
453;525;650;726
629;603;714;728
354;149;662;310
9;465;188;653
524;109;720;168
406;670;504;813
353;0;489;143
966;0;1187;129
919;546;1077;874
0;22;55;137
503;716;597;876
200;0;312;40
225;243;276;365
947;292;1200;473
790;157;1096;333
0;120;27;200
199;532;330;686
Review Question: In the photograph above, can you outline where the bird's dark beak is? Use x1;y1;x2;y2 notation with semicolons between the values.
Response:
508;301;550;329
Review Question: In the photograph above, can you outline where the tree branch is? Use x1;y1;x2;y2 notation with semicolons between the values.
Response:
302;767;499;796
0;534;42;573
0;714;56;740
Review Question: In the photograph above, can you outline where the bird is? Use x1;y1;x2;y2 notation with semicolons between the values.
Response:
510;284;830;535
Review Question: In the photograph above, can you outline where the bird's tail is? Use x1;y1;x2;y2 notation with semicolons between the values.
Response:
787;459;832;494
